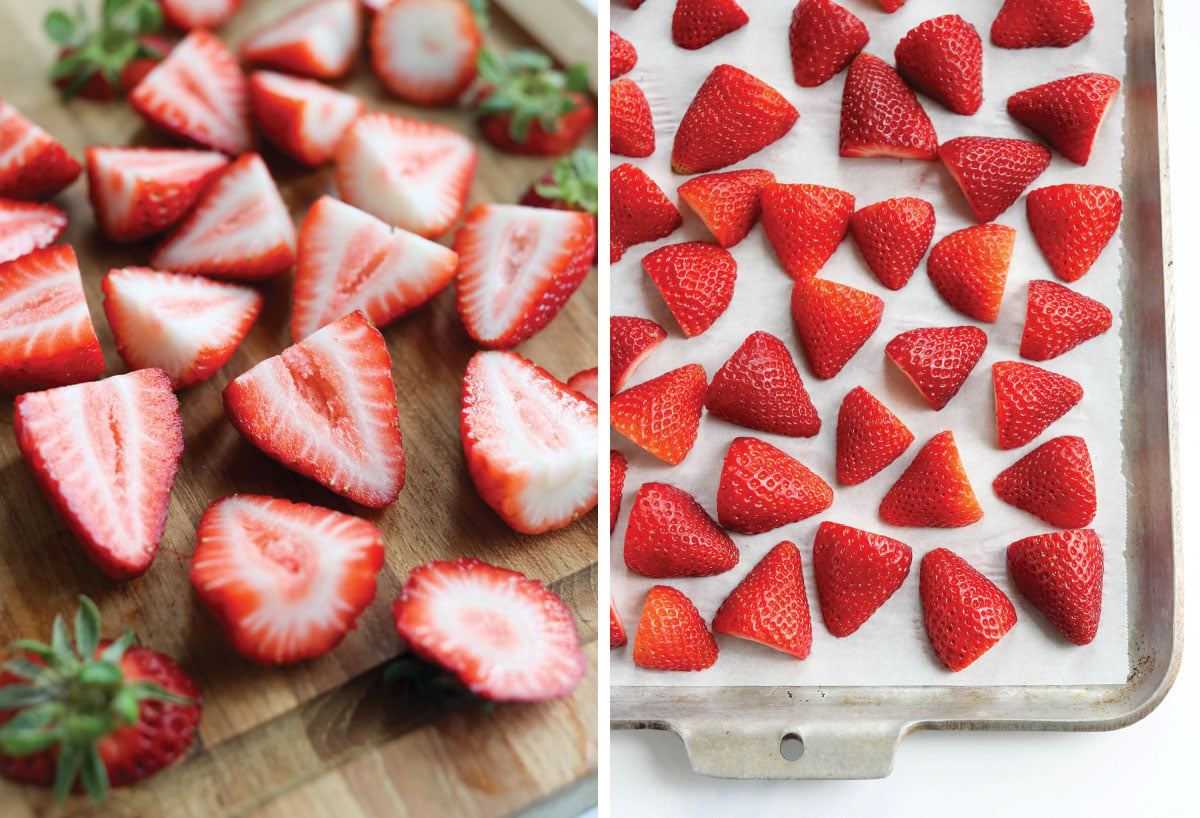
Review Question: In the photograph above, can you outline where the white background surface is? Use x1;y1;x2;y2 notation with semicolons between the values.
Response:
609;0;1199;812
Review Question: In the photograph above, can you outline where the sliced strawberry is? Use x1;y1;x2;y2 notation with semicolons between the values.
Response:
788;0;869;88
705;331;820;437
610;596;628;648
678;169;775;248
152;153;296;280
610;163;682;262
1026;184;1121;282
0;100;82;200
336;112;477;239
0;245;104;393
761;182;855;279
716;437;832;534
0;198;67;263
611;315;667;394
836;386;914;485
920;548;1016;671
791;277;883;380
610;31;637;79
1008;73;1120;166
86;146;228;243
190;495;383;664
249;71;365;167
642;242;736;338
886;325;987;411
634;585;718;671
940;136;1050;223
839;53;939;159
461;350;597;534
611;364;707;466
370;0;480;105
611;449;627;533
223;311;405;508
14;369;182;580
880;430;983;527
610;78;655;158
1020;279;1112;361
293;196;457;341
128;30;253;157
160;0;242;29
241;0;361;79
1008;528;1103;645
624;482;738;578
894;14;983;116
849;197;935;290
712;541;812;659
992;0;1094;49
672;0;748;50
993;361;1083;450
393;557;587;700
813;522;911;637
927;223;1015;323
994;435;1096;528
566;367;598;403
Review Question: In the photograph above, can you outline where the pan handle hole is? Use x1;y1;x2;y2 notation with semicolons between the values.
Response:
780;733;804;761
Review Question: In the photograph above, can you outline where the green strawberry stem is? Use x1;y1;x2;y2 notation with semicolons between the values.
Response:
44;0;165;100
474;48;590;142
535;150;598;214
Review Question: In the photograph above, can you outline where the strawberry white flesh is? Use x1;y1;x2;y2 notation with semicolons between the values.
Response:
567;367;599;403
369;0;481;105
241;0;362;79
160;0;243;30
0;198;67;263
292;196;458;340
249;71;365;167
0;99;82;200
13;368;183;580
190;494;384;664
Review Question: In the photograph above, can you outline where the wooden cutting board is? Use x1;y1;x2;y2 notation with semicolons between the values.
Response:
0;0;598;815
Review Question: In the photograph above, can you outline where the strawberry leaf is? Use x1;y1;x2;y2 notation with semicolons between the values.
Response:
74;597;101;661
79;745;109;803
53;742;82;804
44;10;77;45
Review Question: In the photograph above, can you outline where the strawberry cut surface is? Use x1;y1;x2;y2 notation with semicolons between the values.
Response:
705;330;820;437
0;198;67;263
369;0;481;106
624;482;738;578
813;522;912;637
610;315;666;394
241;0;362;79
712;541;812;659
0;99;82;200
677;169;775;248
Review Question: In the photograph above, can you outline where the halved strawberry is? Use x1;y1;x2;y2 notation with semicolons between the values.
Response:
940;136;1050;223
624;482;738;578
336;112;477;239
610;163;681;262
1008;528;1103;645
992;0;1094;49
293;196;457;341
716;437;832;534
190;495;384;664
610;78;654;158
920;548;1016;671
611;315;666;394
879;430;983;527
836;386;914;485
788;0;869;88
152;153;296;279
160;0;242;29
86;146;228;243
1020;279;1111;361
370;0;480;105
839;53;939;159
1026;184;1121;282
673;0;748;50
14;369;182;579
642;242;736;338
474;50;594;157
849;197;935;290
611;449;627;533
993;361;1083;450
611;31;637;79
1008;73;1119;166
926;223;1016;323
0;245;104;393
128;30;253;157
886;325;987;411
994;435;1096;528
813;522;912;637
241;0;361;79
567;367;598;403
454;204;595;349
611;364;707;465
791;277;884;380
0;100;82;200
894;14;983;116
393;557;587;700
461;350;597;534
0;199;67;263
634;585;718;671
705;330;820;437
761;182;855;278
712;541;812;658
223;311;405;508
610;595;627;648
249;71;365;167
677;169;775;248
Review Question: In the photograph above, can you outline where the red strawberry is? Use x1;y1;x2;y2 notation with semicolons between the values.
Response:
474;50;594;156
393;558;587;700
224;311;406;508
190;495;384;664
336;113;477;239
567;367;598;403
626;0;647;7
461;351;598;534
1008;73;1120;166
875;0;906;11
1026;184;1121;282
671;64;799;174
633;585;719;671
761;182;855;278
712;541;812;658
611;364;707;465
0;100;82;200
102;267;262;389
717;437;832;534
520;149;598;218
370;0;480;105
672;0;748;50
894;15;983;116
624;482;738;577
611;315;667;393
0;246;104;393
678;169;775;248
813;522;912;637
926;223;1016;323
1008;528;1103;645
455;204;595;348
920;548;1016;671
14;369;182;579
788;0;869;88
86;146;228;243
642;242;736;338
992;0;1094;49
249;71;365;167
46;1;170;102
993;435;1096;528
611;31;637;79
0;199;67;263
611;596;628;648
610;163;682;262
886;325;987;411
940;136;1050;223
128;30;254;157
160;0;242;29
611;449;628;532
242;0;362;79
294;196;458;341
791;277;883;380
611;78;655;158
835;386;914;485
839;53;939;159
993;361;1083;450
705;331;820;437
880;431;983;527
849;197;935;290
1020;279;1112;361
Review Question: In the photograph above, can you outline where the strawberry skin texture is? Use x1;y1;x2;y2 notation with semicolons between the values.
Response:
920;548;1016;671
1026;184;1121;282
940;136;1051;224
611;31;637;79
249;71;365;167
642;242;736;338
713;541;812;659
610;163;681;262
788;0;869;88
926;223;1016;323
0;100;82;200
1008;528;1103;645
610;315;667;394
791;277;884;380
1020;279;1112;361
994;435;1097;529
813;521;912;637
611;365;706;466
839;53;939;160
880;430;983;528
624;482;738;578
716;437;832;534
610;78;655;158
611;449;627;533
705;330;820;437
672;0;748;50
0;198;67;264
876;0;906;9
478;93;596;157
835;386;914;486
370;0;480;105
242;0;362;80
1008;73;1120;166
634;585;718;671
894;14;983;116
761;182;855;279
993;361;1083;450
677;169;775;248
611;596;627;648
886;325;987;411
992;0;1094;49
849;197;935;290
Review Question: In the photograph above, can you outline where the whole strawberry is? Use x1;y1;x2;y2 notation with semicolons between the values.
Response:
1008;528;1103;645
44;1;170;101
474;49;594;157
920;549;1016;671
813;522;912;637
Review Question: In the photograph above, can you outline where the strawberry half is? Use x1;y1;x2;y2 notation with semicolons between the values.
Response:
836;386;914;485
894;14;983;116
940;136;1051;223
839;53;939;160
249;71;365;167
152;153;296;279
0;100;82;200
0;198;67;263
1007;73;1120;166
293;196;458;341
1026;184;1122;282
461;350;598;534
926;223;1016;323
370;0;480;105
393;558;587;700
642;242;736;338
849;197;935;290
567;367;597;402
880;430;983;527
672;0;748;50
716;437;832;534
993;361;1083;450
336;112;477;239
994;435;1097;528
677;168;775;248
610;596;628;648
920;548;1016;671
1020;279;1112;361
611;449;627;533
160;0;241;29
813;522;912;637
992;0;1094;49
712;541;812;659
610;163;682;262
14;369;182;579
633;585;718;671
1008;528;1103;645
705;330;820;437
223;311;406;508
610;78;655;158
611;31;637;79
625;483;738;578
241;0;361;79
610;315;666;394
190;495;384;664
102;267;262;389
791;277;884;380
611;364;707;466
788;0;869;88
761;182;855;279
886;325;987;411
